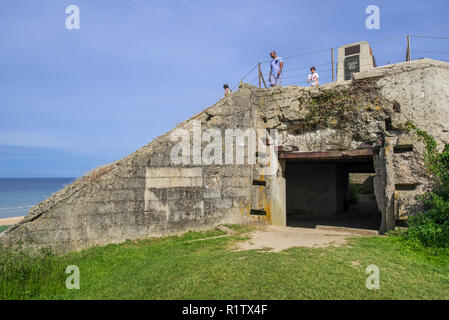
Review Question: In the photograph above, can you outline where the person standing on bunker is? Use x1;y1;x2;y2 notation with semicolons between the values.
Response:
269;51;284;87
223;84;232;97
307;66;319;87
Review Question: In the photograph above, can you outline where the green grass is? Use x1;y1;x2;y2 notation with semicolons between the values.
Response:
1;225;448;300
0;225;10;233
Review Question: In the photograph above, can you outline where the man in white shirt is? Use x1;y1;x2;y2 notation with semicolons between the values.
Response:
269;51;284;87
307;67;319;87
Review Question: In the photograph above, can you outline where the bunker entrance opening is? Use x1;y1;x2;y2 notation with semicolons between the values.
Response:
280;149;381;231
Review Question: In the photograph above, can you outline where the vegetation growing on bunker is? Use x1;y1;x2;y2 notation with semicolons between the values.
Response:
297;80;385;133
403;121;449;248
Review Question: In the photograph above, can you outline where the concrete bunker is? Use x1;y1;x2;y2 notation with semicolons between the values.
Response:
1;57;449;253
280;149;381;231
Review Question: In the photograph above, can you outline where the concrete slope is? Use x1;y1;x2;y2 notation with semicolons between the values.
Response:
2;59;448;253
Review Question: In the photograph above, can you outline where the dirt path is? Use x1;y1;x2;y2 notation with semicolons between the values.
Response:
237;225;377;252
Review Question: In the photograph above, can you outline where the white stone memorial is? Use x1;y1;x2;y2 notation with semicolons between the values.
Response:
337;41;375;82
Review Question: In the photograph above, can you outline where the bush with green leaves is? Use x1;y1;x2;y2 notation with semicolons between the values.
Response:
404;121;449;248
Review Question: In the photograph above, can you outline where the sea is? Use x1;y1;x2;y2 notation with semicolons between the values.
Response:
0;178;75;219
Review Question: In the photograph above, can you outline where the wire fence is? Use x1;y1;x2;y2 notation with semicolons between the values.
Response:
231;35;449;91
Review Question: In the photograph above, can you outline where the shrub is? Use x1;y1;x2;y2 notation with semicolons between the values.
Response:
404;122;449;248
407;193;449;247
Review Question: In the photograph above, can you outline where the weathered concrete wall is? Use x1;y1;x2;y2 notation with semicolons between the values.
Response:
269;158;286;226
355;59;449;226
1;59;448;252
1;86;268;252
355;59;449;147
286;163;345;217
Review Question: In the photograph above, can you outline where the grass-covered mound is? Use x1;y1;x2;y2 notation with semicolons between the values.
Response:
1;225;448;300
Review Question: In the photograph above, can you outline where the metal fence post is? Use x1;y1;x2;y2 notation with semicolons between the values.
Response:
406;35;411;61
331;48;335;82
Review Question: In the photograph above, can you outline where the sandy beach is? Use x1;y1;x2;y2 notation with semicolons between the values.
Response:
0;216;24;226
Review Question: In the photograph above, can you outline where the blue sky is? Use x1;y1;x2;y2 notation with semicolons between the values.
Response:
1;0;448;177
